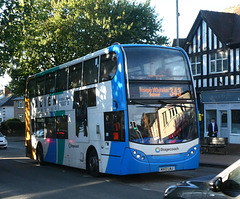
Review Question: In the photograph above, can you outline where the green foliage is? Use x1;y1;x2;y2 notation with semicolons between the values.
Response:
1;0;169;96
1;118;25;136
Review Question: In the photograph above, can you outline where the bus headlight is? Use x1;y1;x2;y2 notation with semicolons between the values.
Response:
130;149;147;162
187;145;198;157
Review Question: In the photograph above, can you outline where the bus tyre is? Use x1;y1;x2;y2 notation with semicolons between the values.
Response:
87;149;99;177
36;144;44;165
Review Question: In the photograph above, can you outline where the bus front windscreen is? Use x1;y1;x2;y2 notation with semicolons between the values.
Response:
124;46;198;145
128;103;198;145
124;46;191;81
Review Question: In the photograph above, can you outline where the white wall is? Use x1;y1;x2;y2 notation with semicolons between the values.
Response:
1;106;14;122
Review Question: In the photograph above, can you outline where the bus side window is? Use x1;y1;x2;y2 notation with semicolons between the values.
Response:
56;68;68;92
104;111;125;142
100;52;117;82
36;76;45;96
83;57;99;86
56;116;68;139
28;78;36;98
45;117;56;138
88;88;96;107
69;63;82;89
45;73;55;94
36;118;44;138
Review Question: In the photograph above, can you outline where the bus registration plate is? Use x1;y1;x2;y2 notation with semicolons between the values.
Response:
159;166;175;172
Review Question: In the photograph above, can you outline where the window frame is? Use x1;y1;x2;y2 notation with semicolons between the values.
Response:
56;116;68;139
18;100;24;108
83;57;99;86
69;63;82;89
210;51;228;74
100;52;118;82
104;111;125;142
190;56;201;76
45;73;56;94
56;68;68;92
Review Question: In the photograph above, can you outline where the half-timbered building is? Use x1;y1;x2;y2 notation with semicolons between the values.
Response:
177;10;240;144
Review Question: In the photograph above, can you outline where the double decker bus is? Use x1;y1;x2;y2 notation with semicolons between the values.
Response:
25;44;200;176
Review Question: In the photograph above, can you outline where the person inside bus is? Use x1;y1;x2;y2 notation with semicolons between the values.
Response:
207;118;218;137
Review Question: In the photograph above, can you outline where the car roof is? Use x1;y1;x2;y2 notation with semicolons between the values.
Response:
209;159;240;184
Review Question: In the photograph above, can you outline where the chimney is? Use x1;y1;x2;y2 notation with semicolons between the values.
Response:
4;87;11;96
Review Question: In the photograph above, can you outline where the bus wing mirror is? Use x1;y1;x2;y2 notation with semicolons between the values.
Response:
113;99;118;110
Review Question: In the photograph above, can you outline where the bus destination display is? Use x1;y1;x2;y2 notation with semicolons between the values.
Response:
129;84;190;99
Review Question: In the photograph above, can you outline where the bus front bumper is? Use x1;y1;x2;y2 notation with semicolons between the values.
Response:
119;146;200;175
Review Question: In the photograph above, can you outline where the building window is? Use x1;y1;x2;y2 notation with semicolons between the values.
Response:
220;111;227;127
190;56;201;75
210;51;228;73
18;100;24;108
231;110;240;134
18;114;24;122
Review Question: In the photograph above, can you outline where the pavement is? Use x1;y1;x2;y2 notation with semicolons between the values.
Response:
199;144;240;168
6;136;240;168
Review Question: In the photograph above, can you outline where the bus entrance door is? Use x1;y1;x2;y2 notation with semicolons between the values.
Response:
74;90;89;143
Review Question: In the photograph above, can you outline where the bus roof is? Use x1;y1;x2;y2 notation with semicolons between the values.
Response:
28;44;183;79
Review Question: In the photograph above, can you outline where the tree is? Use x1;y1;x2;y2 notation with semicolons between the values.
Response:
1;0;169;96
0;0;22;76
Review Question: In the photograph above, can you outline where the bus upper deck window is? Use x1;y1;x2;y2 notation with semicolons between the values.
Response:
36;76;45;96
28;78;36;98
56;68;68;92
100;52;117;82
69;63;82;89
45;73;55;94
83;57;99;86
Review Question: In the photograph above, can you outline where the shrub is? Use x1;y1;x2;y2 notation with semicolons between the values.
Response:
0;118;25;136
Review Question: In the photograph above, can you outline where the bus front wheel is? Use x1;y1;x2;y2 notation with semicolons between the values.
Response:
86;149;99;177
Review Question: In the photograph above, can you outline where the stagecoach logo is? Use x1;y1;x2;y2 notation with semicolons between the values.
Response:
155;147;180;153
155;147;161;153
68;143;79;149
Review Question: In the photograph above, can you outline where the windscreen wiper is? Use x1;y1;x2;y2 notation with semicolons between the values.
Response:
128;100;146;105
129;100;167;109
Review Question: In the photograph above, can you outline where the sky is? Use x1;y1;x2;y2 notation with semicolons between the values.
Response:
150;0;240;42
1;0;240;89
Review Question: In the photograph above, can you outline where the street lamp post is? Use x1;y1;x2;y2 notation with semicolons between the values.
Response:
176;0;179;46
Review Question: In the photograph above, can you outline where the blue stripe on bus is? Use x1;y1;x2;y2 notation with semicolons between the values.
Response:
44;139;57;163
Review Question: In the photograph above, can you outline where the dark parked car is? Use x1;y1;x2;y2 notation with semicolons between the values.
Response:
164;159;240;198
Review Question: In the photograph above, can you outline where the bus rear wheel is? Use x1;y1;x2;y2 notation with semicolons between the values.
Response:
36;144;44;165
87;149;99;177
